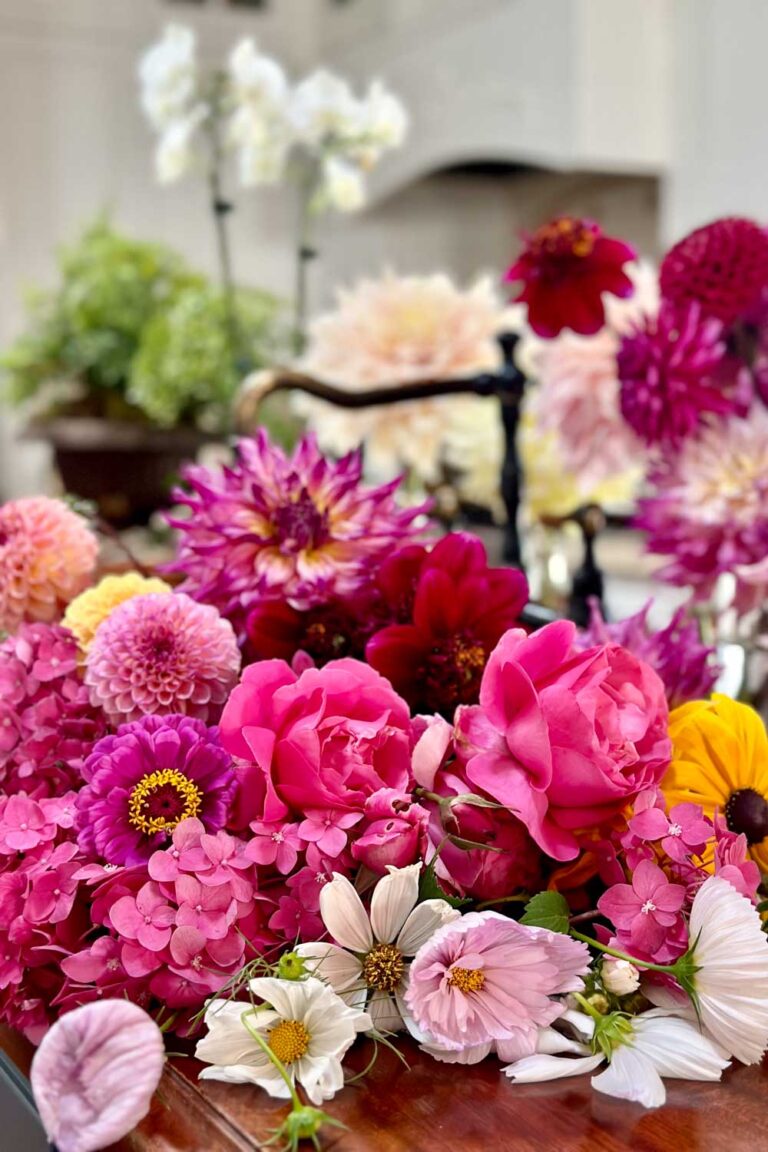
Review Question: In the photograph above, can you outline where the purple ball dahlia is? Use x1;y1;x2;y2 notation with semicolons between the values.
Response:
84;592;241;725
75;714;237;865
659;216;768;328
164;431;426;632
635;407;768;605
618;302;748;447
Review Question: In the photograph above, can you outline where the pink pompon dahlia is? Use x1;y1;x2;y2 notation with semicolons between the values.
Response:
404;911;589;1057
165;431;427;631
0;623;108;797
635;408;768;605
505;216;636;338
84;592;240;725
578;599;720;709
0;497;98;633
75;715;237;865
659;216;768;328
618;302;749;448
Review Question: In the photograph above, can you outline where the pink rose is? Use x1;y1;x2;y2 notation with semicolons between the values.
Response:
351;788;429;873
457;621;670;861
219;658;412;822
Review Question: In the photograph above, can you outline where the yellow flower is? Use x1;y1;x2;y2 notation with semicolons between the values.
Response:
63;572;171;654
663;694;768;872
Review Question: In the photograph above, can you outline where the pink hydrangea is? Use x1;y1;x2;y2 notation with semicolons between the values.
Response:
0;497;98;633
84;592;241;725
0;623;108;798
597;859;687;964
404;911;589;1057
456;621;671;861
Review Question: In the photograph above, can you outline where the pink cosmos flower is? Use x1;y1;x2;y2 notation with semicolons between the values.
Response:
30;1000;165;1152
165;431;426;633
598;859;686;957
404;911;589;1056
456;621;671;861
219;657;412;823
85;593;241;725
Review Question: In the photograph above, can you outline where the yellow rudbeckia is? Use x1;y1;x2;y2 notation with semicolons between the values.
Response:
663;694;768;872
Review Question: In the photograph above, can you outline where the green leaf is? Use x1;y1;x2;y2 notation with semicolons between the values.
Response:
520;891;570;934
447;793;505;811
418;858;471;910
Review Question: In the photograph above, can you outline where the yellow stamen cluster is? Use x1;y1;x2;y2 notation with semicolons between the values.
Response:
128;769;202;835
447;966;486;994
362;942;405;993
455;641;485;678
268;1019;311;1065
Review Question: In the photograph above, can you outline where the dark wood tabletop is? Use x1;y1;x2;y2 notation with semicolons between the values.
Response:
2;1026;765;1152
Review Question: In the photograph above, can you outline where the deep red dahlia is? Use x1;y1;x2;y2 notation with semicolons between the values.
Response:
659;216;768;327
365;533;528;715
504;216;636;338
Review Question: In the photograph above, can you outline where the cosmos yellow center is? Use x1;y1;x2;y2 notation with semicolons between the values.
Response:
128;769;203;835
268;1019;310;1065
362;943;405;993
448;967;485;994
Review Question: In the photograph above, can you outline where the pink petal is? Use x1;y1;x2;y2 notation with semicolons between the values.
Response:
31;1000;165;1152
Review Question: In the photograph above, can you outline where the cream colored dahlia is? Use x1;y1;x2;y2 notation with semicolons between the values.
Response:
63;572;172;655
298;273;507;485
0;497;98;633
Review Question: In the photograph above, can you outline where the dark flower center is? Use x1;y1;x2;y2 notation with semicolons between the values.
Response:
725;788;768;845
423;636;487;715
128;769;203;836
273;489;329;552
531;217;595;264
362;942;404;993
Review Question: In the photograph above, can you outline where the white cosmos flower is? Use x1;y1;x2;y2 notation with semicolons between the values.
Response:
139;25;198;131
155;103;208;184
504;1009;729;1109
296;864;460;1035
196;976;370;1105
685;875;768;1065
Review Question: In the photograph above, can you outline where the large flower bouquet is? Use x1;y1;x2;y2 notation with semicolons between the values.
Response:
1;427;767;1150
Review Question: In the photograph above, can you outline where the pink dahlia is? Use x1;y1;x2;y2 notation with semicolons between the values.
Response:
404;911;589;1056
0;623;107;797
165;431;426;632
635;408;768;604
659;216;768;327
75;715;237;866
505;216;636;338
618;302;748;447
0;497;98;633
84;592;240;725
578;599;720;708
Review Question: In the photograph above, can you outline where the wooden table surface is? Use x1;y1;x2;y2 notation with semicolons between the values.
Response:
2;1027;766;1152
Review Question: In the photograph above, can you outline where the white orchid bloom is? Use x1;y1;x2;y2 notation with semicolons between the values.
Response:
139;25;198;132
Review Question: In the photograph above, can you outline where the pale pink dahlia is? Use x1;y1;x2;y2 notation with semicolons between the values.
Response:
0;497;98;633
84;592;241;724
636;408;768;604
618;303;748;447
166;431;425;627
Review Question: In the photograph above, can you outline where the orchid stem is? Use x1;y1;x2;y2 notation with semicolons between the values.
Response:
570;931;678;975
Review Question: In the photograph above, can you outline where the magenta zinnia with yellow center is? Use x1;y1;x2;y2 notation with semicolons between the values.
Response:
75;714;237;865
165;431;426;631
84;592;241;725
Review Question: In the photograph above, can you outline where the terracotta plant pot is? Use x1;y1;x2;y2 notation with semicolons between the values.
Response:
24;419;214;528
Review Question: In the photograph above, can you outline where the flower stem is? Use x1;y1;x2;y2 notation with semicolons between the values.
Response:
293;160;318;358
570;931;679;975
204;75;242;378
241;1010;303;1110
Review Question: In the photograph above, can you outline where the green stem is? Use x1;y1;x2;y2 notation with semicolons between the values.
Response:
204;76;242;374
241;1011;303;1110
570;931;679;976
293;161;318;358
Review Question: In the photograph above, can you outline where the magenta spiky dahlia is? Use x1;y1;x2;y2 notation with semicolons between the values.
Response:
636;408;768;604
0;497;98;633
659;216;768;327
75;714;237;865
84;592;241;725
165;431;426;626
618;302;748;447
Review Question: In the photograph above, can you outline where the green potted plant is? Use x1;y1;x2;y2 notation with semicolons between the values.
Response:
3;218;281;524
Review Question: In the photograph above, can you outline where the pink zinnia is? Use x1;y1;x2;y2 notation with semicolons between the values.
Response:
505;216;636;338
0;497;98;633
659;216;768;328
165;431;426;633
635;408;768;604
84;592;240;724
404;911;589;1056
618;302;748;447
75;715;237;866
